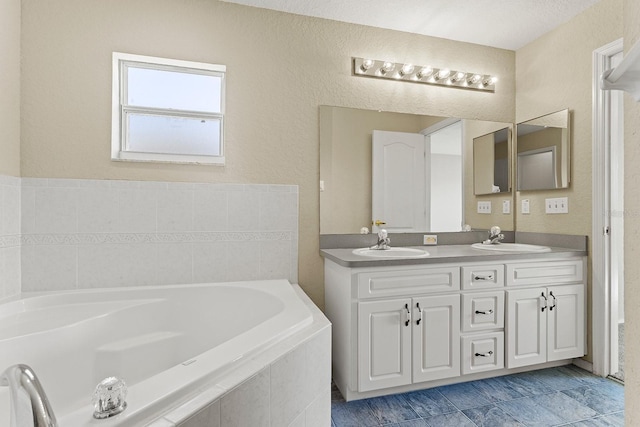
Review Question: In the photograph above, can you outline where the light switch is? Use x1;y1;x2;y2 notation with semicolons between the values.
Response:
545;197;569;214
502;200;511;214
477;201;491;214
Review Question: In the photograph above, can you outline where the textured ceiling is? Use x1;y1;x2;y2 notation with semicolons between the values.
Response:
221;0;602;50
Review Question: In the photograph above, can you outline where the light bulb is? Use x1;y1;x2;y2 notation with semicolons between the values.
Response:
360;59;374;73
399;64;414;76
482;75;498;86
436;68;451;80
451;71;466;82
380;61;395;74
468;74;482;85
416;66;433;79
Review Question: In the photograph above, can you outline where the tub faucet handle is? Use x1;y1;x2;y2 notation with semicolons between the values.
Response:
92;377;128;419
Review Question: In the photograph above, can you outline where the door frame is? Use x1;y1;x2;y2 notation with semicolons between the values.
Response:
592;38;623;377
420;118;464;230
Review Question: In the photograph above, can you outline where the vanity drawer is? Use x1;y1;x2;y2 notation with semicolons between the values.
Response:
506;259;583;287
461;332;504;375
461;291;504;332
357;267;460;299
461;264;505;290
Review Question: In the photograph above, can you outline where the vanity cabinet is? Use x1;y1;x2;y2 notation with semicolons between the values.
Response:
506;284;584;368
324;254;586;401
357;294;460;392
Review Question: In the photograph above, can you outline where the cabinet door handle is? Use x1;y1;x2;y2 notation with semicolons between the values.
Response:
540;292;548;312
416;302;422;325
549;291;556;311
475;351;494;357
473;274;494;281
404;303;411;327
475;309;494;315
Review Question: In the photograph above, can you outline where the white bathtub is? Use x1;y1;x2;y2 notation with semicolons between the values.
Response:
0;279;314;426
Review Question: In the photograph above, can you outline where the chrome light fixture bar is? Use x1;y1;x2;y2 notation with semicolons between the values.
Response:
353;57;496;91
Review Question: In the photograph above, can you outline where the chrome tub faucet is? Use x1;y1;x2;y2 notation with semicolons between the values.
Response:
1;364;58;427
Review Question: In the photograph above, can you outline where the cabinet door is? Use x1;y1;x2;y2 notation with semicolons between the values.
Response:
358;299;412;392
412;294;460;382
506;288;547;368
547;284;585;361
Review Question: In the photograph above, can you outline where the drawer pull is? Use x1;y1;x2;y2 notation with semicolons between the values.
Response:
475;351;494;357
549;291;556;311
404;303;411;327
416;302;422;325
473;274;494;281
475;309;494;315
540;292;548;312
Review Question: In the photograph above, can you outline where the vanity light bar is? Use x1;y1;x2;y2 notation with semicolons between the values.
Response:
353;57;497;92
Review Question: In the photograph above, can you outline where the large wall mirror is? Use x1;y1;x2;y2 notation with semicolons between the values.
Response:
319;105;514;235
516;109;570;191
473;127;511;195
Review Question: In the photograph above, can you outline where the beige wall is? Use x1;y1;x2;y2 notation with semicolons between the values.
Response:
0;0;21;176
624;0;640;423
19;0;515;309
515;0;622;236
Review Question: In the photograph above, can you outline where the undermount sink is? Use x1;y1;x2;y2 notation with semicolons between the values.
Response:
352;247;430;258
471;242;551;253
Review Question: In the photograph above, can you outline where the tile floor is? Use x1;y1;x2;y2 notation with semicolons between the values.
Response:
331;365;624;426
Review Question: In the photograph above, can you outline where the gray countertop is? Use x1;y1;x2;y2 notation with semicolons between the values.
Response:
320;244;587;268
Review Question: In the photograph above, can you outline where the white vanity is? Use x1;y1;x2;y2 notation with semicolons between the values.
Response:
322;244;586;401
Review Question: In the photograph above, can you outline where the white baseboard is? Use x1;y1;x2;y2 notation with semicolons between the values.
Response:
572;358;593;373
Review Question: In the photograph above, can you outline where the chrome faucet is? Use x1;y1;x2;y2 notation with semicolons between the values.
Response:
370;229;391;250
483;226;504;245
1;364;58;427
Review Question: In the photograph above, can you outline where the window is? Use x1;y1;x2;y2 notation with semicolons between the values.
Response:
111;52;226;165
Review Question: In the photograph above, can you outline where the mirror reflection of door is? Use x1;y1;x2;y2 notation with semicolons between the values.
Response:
371;122;462;233
517;147;557;190
372;130;427;233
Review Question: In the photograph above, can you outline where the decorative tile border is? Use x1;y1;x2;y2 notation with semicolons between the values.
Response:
20;231;294;246
0;235;21;248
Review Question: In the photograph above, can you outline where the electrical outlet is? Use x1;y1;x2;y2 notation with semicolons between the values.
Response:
477;201;492;214
502;200;511;214
423;235;437;245
522;199;530;214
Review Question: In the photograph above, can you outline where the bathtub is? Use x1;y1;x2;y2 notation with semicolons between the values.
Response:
0;279;316;426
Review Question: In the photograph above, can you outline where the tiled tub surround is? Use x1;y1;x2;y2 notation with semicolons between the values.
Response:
20;178;298;291
148;284;331;427
0;174;20;300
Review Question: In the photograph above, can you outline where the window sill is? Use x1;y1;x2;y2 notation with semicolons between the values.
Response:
112;151;225;165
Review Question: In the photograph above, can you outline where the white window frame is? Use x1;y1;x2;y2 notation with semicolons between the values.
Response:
111;52;226;165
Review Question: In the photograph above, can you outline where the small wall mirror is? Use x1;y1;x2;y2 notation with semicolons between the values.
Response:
473;127;511;195
516;109;570;191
